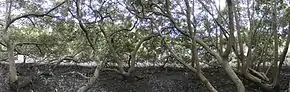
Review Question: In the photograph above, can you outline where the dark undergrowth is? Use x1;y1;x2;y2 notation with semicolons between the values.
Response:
0;63;289;92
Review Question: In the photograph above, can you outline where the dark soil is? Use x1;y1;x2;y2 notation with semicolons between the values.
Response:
0;63;289;92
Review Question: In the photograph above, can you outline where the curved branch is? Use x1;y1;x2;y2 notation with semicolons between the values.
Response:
4;1;66;30
127;34;158;74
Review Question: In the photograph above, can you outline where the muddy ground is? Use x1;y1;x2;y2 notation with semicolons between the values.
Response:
0;63;289;92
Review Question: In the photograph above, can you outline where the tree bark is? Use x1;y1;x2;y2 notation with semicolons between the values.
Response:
7;41;17;83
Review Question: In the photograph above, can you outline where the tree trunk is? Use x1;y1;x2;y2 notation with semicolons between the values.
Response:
243;0;253;74
78;60;103;92
184;0;217;91
272;1;279;91
195;38;245;92
128;35;156;74
3;0;18;85
7;41;17;83
234;0;244;70
98;25;128;76
273;20;290;92
224;0;245;91
163;0;245;91
162;38;217;92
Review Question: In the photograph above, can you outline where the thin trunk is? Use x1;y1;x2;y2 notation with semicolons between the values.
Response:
272;0;279;91
234;0;243;70
273;21;290;91
185;0;217;91
4;0;17;84
99;26;127;75
162;38;217;92
128;35;156;74
225;0;245;91
244;0;253;73
7;42;17;83
75;1;105;91
78;57;104;92
186;0;195;67
215;27;219;53
219;30;224;54
222;0;235;57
